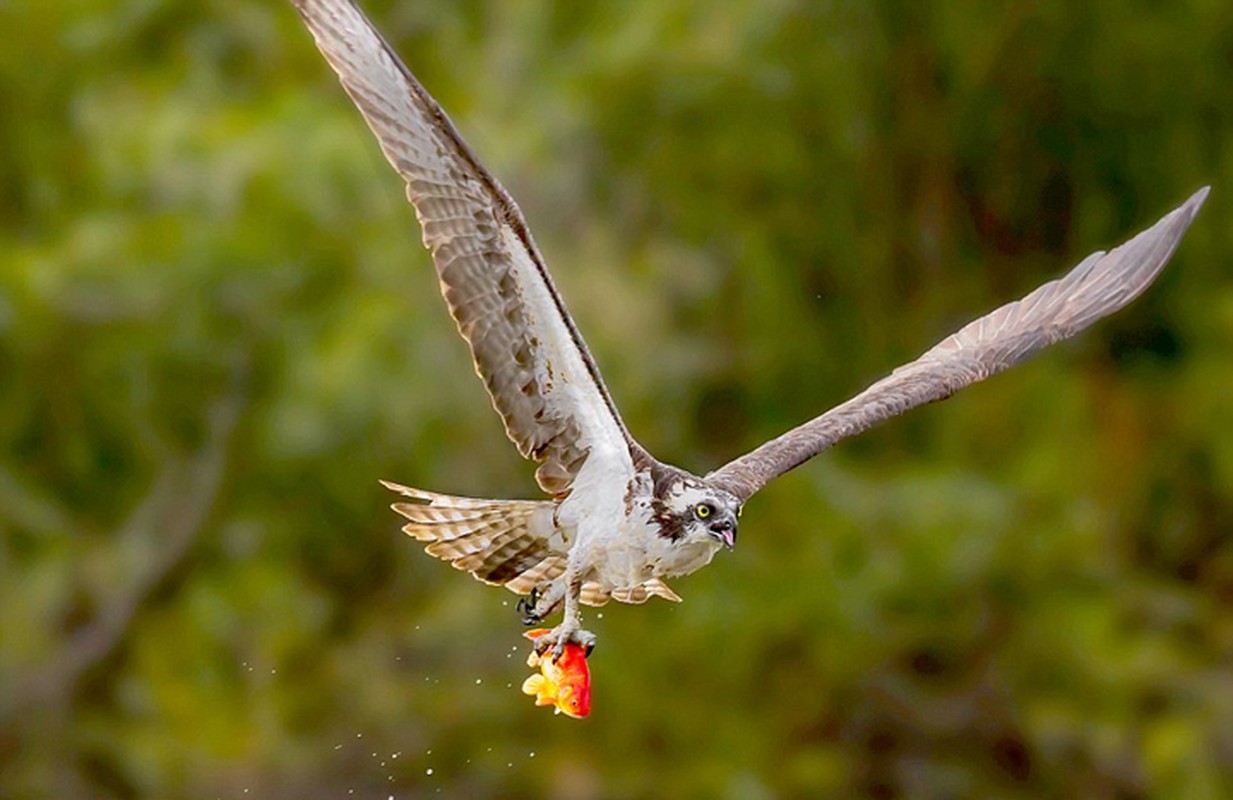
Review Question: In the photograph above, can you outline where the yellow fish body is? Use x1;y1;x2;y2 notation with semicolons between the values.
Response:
521;629;591;718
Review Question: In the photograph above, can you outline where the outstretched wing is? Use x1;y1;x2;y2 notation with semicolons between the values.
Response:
708;188;1208;502
293;0;645;495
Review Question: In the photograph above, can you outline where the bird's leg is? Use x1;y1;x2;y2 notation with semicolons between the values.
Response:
532;570;596;660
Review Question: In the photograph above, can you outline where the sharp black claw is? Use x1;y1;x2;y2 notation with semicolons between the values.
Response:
517;586;542;625
577;629;597;658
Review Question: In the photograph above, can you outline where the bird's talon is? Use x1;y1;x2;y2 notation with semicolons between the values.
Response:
532;625;597;662
532;634;555;658
518;587;543;625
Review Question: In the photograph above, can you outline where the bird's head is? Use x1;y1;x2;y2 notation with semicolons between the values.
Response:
652;472;742;550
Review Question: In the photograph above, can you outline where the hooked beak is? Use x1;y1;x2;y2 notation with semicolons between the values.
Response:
708;514;738;550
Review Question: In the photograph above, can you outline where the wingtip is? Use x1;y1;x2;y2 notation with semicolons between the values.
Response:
1161;185;1210;244
1110;185;1209;292
1158;186;1210;231
1185;185;1211;214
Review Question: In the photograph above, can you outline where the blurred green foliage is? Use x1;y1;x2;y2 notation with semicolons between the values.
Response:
2;1;1231;797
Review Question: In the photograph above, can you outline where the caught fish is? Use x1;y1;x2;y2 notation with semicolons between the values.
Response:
521;629;591;718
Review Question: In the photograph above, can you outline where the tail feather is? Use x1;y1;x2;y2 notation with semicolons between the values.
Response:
420;520;525;558
383;480;568;592
505;556;567;594
383;480;684;606
390;502;532;527
381;480;520;508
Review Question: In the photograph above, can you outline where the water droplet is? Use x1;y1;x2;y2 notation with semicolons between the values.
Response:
426;768;434;776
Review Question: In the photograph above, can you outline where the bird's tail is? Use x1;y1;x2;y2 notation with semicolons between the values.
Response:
381;480;568;593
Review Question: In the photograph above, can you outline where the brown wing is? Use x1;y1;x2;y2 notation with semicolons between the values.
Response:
708;188;1208;502
293;0;645;495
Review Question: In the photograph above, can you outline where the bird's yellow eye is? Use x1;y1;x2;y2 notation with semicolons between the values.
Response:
695;504;712;519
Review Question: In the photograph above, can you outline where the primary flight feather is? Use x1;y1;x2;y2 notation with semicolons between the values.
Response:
291;0;1207;658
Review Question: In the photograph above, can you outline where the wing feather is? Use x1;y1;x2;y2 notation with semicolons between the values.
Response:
293;0;644;495
708;188;1208;501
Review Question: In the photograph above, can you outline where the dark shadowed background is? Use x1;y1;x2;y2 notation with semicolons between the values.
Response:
2;1;1231;797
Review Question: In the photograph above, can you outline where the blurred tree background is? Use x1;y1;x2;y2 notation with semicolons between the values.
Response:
1;0;1231;797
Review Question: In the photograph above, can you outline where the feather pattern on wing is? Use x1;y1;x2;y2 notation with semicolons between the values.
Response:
293;0;646;495
708;187;1209;502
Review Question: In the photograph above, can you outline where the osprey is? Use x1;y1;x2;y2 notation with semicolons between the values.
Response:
292;0;1207;658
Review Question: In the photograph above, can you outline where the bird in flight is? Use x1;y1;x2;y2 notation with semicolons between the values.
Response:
291;0;1207;659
